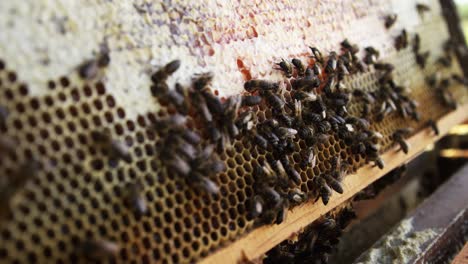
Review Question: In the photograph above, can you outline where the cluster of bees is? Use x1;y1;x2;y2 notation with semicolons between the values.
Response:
150;61;228;196
243;35;421;224
265;206;356;264
145;38;399;226
427;39;468;112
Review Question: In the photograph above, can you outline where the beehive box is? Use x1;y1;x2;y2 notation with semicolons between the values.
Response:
0;0;467;263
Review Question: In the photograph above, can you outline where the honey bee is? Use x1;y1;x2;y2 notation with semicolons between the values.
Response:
412;34;421;53
193;72;213;91
272;159;289;184
325;52;338;74
275;127;298;139
395;29;408;50
253;133;268;150
249;195;264;219
315;133;331;145
207;124;222;142
292;77;321;91
261;128;280;146
309;47;324;64
275;200;289;224
153;114;188;132
1;159;40;217
191;174;220;195
151;59;181;83
304;67;314;80
275;112;294;127
340;39;359;54
181;130;201;145
298;125;315;141
78;59;99;80
224;95;242;119
254;163;277;186
207;159;226;174
355;59;367;72
416;3;430;15
318;217;337;231
351;142;366;154
176;141;198;160
437;56;452;68
168;154;191;177
97;52;111;68
322;174;343;194
346;116;370;130
259;209;277;225
322;76;335;96
338;206;357;228
353;89;376;104
0;136;15;156
439;89;457;110
288;188;308;204
79;239;119;260
236;111;256;131
315;177;332;205
123;182;147;215
167;88;186;113
330;156;347;180
443;39;456;54
426;119;439;135
92;130;132;165
276;59;293;78
244;79;279;92
241;95;263;107
0;105;8;128
396;137;409;154
263;91;285;110
365;46;380;58
261;186;282;208
150;82;170;95
202;91;224;115
8;159;39;193
264;119;280;128
373;62;394;72
392;130;410;154
452;74;467;85
294;99;302;119
416;51;430;68
192;93;213;122
373;157;385;169
363;53;376;65
286;165;301;185
312;63;322;77
77;51;110;80
317;120;332;134
394;128;413;136
384;14;398;28
328;117;341;132
292;58;306;76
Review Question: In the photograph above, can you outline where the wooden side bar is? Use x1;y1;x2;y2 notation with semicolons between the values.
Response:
452;243;468;264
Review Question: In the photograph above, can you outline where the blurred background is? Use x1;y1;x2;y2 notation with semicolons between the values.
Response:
328;3;468;262
457;0;468;40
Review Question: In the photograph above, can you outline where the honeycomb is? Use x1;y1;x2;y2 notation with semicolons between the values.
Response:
0;1;468;264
